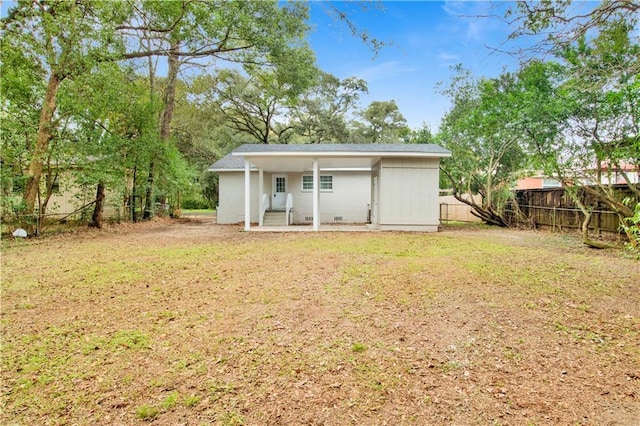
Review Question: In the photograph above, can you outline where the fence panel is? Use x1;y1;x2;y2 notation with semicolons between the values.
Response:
505;184;638;235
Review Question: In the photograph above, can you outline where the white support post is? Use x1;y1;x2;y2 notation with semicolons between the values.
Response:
244;159;251;231
313;158;319;231
258;168;264;227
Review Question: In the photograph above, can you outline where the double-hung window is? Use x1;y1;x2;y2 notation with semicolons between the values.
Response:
302;175;333;191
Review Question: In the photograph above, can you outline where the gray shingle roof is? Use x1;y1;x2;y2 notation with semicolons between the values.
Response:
208;154;249;171
233;143;450;155
208;143;451;171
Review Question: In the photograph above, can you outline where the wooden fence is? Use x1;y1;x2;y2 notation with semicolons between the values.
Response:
439;195;482;223
504;184;638;235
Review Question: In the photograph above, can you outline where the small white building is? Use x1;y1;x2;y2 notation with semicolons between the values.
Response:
208;143;451;232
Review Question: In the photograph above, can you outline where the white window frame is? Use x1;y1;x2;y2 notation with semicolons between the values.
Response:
320;175;333;191
302;174;333;192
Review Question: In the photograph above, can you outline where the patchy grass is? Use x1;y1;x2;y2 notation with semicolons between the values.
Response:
1;219;639;424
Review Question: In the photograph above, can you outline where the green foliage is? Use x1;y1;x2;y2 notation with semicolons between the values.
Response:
290;72;368;143
437;66;527;225
1;0;318;225
509;0;639;55
135;404;159;421
621;200;640;258
160;391;179;411
203;66;318;144
408;125;435;144
503;1;639;247
351;342;367;353
351;100;409;143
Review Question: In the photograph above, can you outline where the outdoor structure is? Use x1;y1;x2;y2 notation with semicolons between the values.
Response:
208;143;451;232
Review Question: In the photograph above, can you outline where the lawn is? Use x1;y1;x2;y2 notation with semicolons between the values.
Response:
1;218;639;425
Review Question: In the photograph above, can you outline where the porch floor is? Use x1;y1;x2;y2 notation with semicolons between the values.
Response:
249;224;377;232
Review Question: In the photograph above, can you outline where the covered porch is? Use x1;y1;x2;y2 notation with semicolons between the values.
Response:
238;153;373;231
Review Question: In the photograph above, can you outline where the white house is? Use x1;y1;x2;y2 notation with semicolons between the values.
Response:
208;143;451;232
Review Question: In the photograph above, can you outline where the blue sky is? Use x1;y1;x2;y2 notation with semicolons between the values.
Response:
307;1;523;130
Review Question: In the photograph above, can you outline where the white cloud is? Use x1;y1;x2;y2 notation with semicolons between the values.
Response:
437;52;461;67
442;1;509;43
353;61;417;82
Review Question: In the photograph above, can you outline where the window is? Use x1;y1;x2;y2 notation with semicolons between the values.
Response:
302;175;333;191
50;174;60;194
542;178;561;188
320;175;333;190
302;175;313;191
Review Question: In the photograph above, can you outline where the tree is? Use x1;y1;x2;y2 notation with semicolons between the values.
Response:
1;0;315;226
58;62;167;226
205;51;317;144
437;67;528;226
172;78;239;209
408;124;435;144
505;0;639;56
1;1;128;229
517;22;639;248
0;27;43;222
351;100;409;143
291;72;368;143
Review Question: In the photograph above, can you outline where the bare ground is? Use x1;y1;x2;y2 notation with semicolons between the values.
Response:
1;217;639;425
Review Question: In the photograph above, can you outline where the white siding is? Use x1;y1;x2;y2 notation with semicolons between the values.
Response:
379;158;440;227
217;171;370;225
290;171;371;224
216;172;261;224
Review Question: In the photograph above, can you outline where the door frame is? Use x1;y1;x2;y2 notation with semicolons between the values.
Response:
272;174;287;210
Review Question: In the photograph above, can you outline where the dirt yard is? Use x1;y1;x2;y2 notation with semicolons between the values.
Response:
2;217;639;425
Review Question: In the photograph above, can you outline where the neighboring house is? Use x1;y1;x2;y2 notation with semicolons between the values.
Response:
1;168;126;223
516;174;562;190
517;163;639;190
208;143;451;232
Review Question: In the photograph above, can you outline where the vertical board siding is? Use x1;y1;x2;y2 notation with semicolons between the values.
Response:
379;158;440;225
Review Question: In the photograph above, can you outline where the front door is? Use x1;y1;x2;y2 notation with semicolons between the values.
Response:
272;174;287;210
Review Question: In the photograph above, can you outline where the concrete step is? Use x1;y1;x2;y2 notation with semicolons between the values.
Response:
263;211;286;226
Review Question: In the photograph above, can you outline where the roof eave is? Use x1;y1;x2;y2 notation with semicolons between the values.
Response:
232;151;451;158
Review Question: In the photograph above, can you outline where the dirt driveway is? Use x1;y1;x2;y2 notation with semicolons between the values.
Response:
2;217;639;425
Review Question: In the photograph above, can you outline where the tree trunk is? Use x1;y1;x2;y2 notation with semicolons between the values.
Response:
40;169;58;218
160;41;180;140
89;182;106;228
452;192;508;227
142;162;155;220
574;195;614;249
143;41;180;221
131;165;138;222
22;71;62;224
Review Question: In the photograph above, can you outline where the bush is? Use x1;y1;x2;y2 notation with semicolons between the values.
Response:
181;196;210;210
621;200;640;259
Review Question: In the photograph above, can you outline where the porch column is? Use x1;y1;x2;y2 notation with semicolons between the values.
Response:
244;159;251;231
258;168;264;226
313;158;319;231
